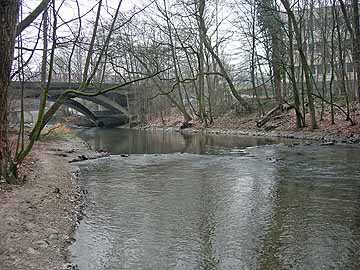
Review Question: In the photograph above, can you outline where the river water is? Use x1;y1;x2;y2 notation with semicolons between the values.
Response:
71;128;360;270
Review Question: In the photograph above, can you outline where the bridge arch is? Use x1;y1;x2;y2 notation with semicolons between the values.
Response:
10;81;133;127
48;97;103;127
78;95;129;116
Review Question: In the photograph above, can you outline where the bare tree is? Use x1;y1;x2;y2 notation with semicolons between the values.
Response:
280;0;318;129
198;0;252;112
0;0;20;180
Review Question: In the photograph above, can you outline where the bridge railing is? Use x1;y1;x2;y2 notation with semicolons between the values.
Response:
41;72;125;84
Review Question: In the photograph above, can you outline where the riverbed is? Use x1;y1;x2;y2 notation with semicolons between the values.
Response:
71;128;360;270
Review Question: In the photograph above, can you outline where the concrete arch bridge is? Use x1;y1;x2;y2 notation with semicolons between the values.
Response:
9;81;138;127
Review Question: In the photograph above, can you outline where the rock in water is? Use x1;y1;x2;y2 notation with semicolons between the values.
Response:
321;142;335;146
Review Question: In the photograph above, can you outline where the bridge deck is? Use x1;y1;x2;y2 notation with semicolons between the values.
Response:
9;81;134;98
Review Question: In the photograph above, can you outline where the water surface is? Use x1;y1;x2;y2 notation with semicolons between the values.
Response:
76;128;282;155
71;128;360;270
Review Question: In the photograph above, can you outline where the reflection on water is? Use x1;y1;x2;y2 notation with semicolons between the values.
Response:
71;128;360;270
76;128;282;155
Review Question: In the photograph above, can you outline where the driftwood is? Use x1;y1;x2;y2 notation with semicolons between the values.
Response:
256;104;283;128
257;104;296;128
180;122;193;130
69;152;110;163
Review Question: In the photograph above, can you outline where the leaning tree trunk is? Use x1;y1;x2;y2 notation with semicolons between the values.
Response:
272;32;283;105
353;0;360;101
288;13;303;128
198;0;251;112
0;0;19;179
281;0;318;129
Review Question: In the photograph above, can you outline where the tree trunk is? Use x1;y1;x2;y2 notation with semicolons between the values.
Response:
258;0;283;104
339;0;360;101
272;33;282;104
250;10;263;116
353;0;360;100
288;13;303;128
198;0;251;112
41;9;48;84
281;0;318;129
0;0;19;179
161;0;192;123
197;2;208;126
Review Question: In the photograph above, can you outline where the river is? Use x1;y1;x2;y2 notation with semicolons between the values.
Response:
70;128;360;270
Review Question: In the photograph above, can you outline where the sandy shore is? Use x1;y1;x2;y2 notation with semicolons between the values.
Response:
0;137;105;270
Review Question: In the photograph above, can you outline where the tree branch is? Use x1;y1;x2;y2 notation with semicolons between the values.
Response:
16;0;50;36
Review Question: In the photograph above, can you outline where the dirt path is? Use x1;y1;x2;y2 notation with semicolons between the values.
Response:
0;138;101;270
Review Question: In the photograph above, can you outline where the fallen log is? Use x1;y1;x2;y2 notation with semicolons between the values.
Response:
256;104;282;128
69;152;110;163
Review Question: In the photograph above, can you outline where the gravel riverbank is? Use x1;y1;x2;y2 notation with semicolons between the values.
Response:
144;106;360;145
141;125;360;145
0;137;106;270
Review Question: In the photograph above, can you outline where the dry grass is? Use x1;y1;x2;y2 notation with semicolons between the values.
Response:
41;123;75;139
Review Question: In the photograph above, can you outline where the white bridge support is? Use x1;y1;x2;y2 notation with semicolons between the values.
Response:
91;95;129;116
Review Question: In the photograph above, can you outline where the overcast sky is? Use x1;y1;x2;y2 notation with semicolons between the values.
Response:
18;0;256;79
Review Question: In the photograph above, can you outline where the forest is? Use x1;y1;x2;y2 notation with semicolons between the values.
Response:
0;0;359;181
2;1;360;269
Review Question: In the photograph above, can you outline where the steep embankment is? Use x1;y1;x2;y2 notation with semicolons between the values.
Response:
145;106;360;144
